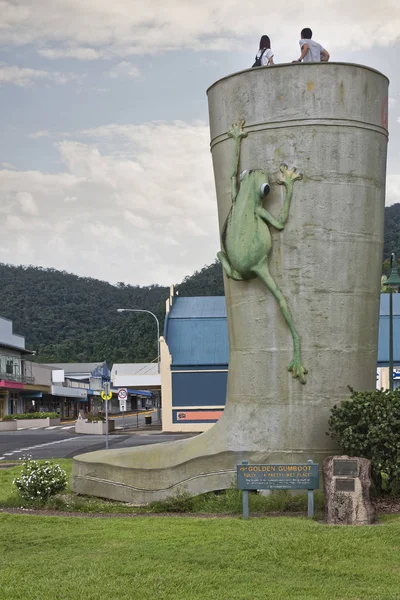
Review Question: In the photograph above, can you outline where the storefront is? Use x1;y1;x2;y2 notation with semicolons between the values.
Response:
51;384;88;419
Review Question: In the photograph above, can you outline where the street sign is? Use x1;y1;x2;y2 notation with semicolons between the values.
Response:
237;461;319;520
118;388;128;401
237;463;319;491
101;390;112;401
119;399;127;412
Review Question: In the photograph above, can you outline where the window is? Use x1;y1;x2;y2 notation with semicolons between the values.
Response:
6;360;13;375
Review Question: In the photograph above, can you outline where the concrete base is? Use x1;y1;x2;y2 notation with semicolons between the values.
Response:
75;420;115;435
0;421;17;431
72;405;335;504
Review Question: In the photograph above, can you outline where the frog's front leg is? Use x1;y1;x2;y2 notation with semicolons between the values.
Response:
217;251;245;281
276;163;303;228
227;119;247;203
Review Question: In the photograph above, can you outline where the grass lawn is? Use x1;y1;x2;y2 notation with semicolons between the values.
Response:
1;512;400;600
2;460;400;599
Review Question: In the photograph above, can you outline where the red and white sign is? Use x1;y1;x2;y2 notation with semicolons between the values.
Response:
118;388;128;400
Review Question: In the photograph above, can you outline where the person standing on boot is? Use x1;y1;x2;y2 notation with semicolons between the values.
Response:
253;35;275;67
294;28;330;63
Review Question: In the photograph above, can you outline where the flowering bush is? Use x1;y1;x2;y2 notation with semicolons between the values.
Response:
13;456;67;502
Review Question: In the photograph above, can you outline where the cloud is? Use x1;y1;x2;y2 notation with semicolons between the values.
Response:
38;47;102;60
387;175;400;206
1;116;399;285
16;191;38;215
0;1;399;61
0;121;218;286
27;130;51;139
0;63;81;87
106;61;141;79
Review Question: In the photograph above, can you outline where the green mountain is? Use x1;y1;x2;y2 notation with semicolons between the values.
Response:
0;203;399;364
0;261;224;365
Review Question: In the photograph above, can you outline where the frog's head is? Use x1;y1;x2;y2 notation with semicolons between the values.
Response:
239;169;271;200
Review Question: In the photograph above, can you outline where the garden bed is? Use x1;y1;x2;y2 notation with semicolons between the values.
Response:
16;417;60;428
0;421;17;431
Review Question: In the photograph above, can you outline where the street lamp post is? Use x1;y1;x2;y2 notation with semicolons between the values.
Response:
117;308;160;373
384;252;400;391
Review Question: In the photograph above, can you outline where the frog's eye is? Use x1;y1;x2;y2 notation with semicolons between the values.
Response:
239;169;248;180
260;183;270;196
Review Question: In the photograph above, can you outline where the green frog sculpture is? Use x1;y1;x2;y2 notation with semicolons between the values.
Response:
217;119;307;384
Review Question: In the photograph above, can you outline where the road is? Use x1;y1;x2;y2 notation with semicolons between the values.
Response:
0;424;194;462
113;410;161;429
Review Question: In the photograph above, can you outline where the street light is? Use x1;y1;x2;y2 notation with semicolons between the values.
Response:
384;252;400;390
117;308;160;373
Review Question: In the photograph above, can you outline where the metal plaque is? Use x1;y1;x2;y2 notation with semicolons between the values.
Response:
335;478;355;492
237;464;319;491
333;460;358;477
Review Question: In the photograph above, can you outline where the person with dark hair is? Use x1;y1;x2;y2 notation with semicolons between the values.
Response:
294;28;329;63
253;35;274;67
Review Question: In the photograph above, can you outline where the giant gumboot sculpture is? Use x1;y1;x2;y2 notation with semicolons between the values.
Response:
72;63;388;503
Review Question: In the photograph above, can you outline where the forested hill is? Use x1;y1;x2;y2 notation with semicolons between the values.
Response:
0;261;224;365
384;203;400;264
0;202;399;364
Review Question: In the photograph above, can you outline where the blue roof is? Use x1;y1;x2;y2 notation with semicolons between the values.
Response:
169;296;226;319
165;297;228;366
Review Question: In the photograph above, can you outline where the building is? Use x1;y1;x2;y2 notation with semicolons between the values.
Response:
111;362;160;411
377;293;400;388
0;316;35;416
0;316;64;417
160;289;228;432
43;362;111;417
161;291;400;432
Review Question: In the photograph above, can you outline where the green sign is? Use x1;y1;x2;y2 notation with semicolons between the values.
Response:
237;464;319;490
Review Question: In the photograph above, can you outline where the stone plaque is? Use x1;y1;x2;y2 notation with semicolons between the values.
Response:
323;456;375;525
333;460;358;477
335;478;355;492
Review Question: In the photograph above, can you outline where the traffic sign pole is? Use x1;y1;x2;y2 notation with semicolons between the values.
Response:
102;381;111;450
118;389;127;430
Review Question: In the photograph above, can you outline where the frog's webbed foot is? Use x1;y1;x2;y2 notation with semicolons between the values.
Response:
287;357;308;385
278;163;303;187
227;119;248;141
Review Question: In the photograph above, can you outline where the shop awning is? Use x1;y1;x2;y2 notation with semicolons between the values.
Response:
127;389;153;397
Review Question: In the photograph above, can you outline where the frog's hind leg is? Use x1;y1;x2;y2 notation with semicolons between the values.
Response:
252;261;307;384
217;251;244;281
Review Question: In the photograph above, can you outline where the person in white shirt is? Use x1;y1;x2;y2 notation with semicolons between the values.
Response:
294;28;330;63
254;35;274;67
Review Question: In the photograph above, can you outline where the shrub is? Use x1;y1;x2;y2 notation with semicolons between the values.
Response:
11;412;59;420
13;456;67;502
328;387;400;494
150;491;195;513
87;412;105;422
1;415;16;421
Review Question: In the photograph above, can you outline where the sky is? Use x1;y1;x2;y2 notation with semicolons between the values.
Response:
0;0;400;286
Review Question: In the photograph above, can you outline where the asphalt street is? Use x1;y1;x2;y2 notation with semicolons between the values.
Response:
0;427;194;462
